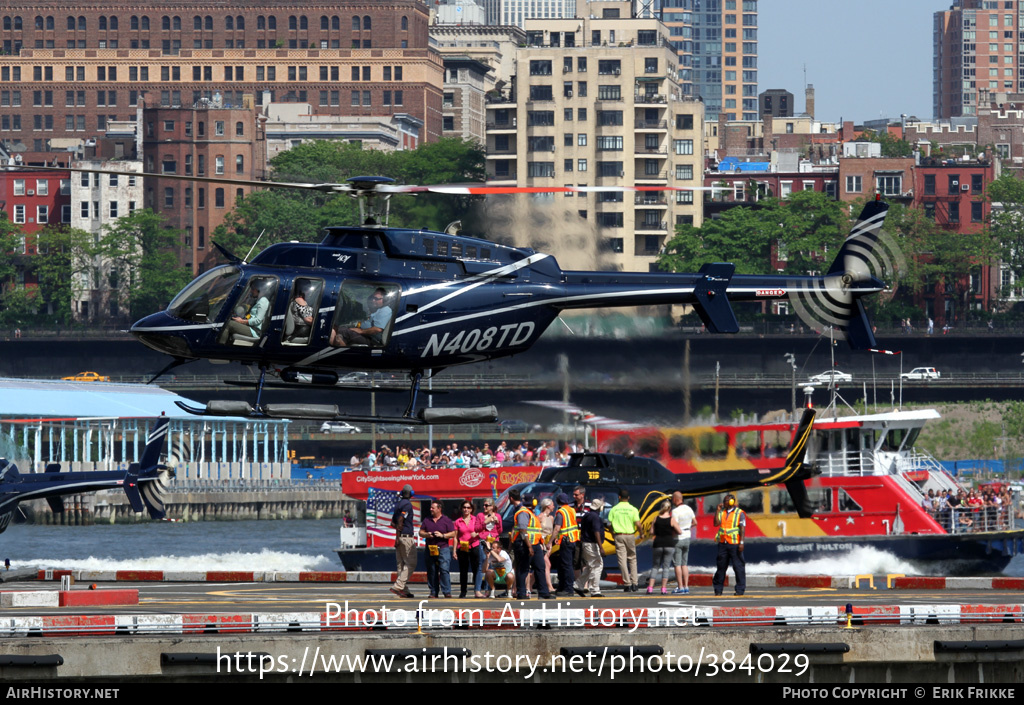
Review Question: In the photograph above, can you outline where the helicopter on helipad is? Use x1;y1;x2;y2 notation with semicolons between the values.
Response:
31;167;897;426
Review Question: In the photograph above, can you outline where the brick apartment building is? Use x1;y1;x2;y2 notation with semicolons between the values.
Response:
0;0;443;158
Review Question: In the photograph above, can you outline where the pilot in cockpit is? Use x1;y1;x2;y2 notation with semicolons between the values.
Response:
330;287;392;347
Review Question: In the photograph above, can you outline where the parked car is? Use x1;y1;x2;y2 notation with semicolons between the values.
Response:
901;367;941;380
62;371;110;382
337;372;370;385
320;421;361;434
498;419;532;434
807;370;853;385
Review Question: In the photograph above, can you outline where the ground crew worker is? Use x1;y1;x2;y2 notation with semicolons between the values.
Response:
552;492;580;596
712;493;746;596
608;488;641;592
510;491;551;600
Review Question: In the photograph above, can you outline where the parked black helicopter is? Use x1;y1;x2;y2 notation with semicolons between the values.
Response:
494;408;818;559
0;418;172;534
18;166;894;426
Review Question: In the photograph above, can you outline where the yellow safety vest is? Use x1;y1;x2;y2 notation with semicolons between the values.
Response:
715;507;744;544
512;506;544;545
555;505;580;544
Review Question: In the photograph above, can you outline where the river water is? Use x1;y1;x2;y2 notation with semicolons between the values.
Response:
2;519;1021;577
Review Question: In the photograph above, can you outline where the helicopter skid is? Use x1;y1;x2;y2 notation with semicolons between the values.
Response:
173;399;497;425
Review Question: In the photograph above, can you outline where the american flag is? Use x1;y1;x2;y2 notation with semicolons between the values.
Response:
366;487;421;547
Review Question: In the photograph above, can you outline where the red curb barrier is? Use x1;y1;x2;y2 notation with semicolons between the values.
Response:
59;589;139;607
115;570;164;581
892;577;946;590
205;571;255;582
776;575;832;588
299;572;347;582
992;578;1024;591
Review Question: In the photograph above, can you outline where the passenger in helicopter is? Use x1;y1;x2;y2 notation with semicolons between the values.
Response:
219;280;270;344
330;287;392;347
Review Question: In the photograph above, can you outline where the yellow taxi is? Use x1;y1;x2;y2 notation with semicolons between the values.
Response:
61;371;111;382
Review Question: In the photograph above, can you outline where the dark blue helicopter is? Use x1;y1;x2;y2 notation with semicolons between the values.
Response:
125;178;892;425
20;165;892;426
0;418;172;533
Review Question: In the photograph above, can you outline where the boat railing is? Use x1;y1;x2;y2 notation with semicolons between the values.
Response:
816;451;876;477
817;449;949;478
925;505;1013;534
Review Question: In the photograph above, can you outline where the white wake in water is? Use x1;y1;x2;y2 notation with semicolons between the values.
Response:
18;549;339;574
691;546;923;576
743;546;923;576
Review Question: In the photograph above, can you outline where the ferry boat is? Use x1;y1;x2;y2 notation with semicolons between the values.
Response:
336;408;1024;575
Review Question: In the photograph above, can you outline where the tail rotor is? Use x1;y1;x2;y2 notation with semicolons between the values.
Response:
788;200;903;348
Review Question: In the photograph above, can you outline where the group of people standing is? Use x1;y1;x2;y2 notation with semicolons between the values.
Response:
388;483;750;600
390;484;511;599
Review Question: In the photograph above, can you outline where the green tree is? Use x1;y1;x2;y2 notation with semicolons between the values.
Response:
858;129;913;158
213;138;487;256
0;214;30;327
987;172;1024;297
31;225;93;324
658;190;850;277
98;209;192;318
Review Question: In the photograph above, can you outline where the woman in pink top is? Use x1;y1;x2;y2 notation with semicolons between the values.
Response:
455;501;485;598
478;499;503;550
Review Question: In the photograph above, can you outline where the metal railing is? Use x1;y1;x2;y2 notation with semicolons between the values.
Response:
925;504;1013;534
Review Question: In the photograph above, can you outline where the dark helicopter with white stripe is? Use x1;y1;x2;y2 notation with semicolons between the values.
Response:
25;167;896;427
0;418;172;534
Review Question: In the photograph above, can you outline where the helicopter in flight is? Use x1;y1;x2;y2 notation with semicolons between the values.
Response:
20;166;896;426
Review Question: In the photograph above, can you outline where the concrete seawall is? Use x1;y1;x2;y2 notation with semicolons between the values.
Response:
22;487;355;525
1;625;1022;682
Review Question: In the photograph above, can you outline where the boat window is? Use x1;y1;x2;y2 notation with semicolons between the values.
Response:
167;265;240;323
423;239;434;255
281;277;324;346
451;241;463;257
329;280;400;349
466;245;477;258
838;489;862;512
217;275;279;345
884;428;910;451
736;430;762;458
771;488;832;514
667;432;696;459
437;241;449;256
902;427;921;449
699;432;728;458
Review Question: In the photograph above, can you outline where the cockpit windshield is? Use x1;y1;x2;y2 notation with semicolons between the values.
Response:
167;266;241;323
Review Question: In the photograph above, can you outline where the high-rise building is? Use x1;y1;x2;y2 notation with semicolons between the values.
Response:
661;0;758;121
934;0;1020;119
486;0;704;272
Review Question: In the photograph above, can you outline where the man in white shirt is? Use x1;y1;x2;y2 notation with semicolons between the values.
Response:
671;491;697;595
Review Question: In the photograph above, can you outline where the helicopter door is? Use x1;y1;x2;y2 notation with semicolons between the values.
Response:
281;277;324;347
217;275;279;346
328;280;400;349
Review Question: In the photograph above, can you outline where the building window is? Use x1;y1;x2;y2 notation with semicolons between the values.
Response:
215;188;225;208
875;175;902;196
674;139;694;155
846;175;862;193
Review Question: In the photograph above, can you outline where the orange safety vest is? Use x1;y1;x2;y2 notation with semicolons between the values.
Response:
555;505;580;544
715;507;744;544
512;506;544;545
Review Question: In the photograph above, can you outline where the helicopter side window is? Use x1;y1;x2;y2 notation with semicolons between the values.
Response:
167;265;241;323
217;276;279;346
328;280;400;349
282;277;324;346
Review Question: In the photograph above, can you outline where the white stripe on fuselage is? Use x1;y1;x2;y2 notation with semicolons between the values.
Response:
395;253;551;324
